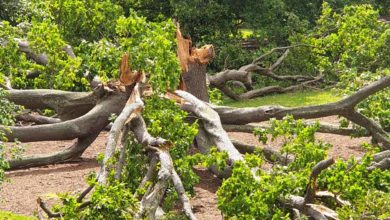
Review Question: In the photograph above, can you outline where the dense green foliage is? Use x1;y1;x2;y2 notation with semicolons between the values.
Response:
217;116;390;219
287;3;390;130
0;1;180;92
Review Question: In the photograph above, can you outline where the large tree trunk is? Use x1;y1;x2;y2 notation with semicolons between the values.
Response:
176;25;214;102
182;62;209;102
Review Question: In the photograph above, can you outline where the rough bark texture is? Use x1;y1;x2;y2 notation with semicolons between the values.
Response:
182;62;210;102
176;25;214;102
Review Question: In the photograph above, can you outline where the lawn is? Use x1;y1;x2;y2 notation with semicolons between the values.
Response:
0;210;36;220
223;90;341;108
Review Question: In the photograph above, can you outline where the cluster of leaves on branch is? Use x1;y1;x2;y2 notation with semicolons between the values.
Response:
0;0;180;92
217;116;390;219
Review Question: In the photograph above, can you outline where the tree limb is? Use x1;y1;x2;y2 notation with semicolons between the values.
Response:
7;132;99;170
2;91;128;142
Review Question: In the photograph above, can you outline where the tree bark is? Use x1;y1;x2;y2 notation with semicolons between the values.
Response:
8;132;99;170
6;88;104;120
182;62;210;102
2;91;128;142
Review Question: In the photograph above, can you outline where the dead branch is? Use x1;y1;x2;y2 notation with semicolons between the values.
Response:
223;122;369;137
98;90;143;184
218;75;323;100
16;112;61;124
6;87;105;120
214;76;390;149
285;158;338;220
2;91;128;142
7;132;99;170
172;169;197;220
252;44;312;64
231;139;294;165
209;44;317;100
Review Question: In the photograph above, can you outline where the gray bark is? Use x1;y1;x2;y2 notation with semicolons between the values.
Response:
2;90;127;142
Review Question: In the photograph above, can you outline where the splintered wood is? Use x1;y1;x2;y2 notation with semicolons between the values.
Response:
119;53;144;86
176;26;215;73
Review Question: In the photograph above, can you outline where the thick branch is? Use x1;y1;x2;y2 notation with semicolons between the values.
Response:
172;170;197;220
6;87;104;120
342;111;390;149
176;90;243;163
231;139;293;165
16;113;61;124
232;75;322;100
7;132;99;170
2;91;127;142
137;149;173;220
304;158;335;204
98;98;143;184
285;158;338;220
223;122;369;137
214;76;390;148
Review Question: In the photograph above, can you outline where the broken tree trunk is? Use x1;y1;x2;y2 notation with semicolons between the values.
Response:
176;26;214;102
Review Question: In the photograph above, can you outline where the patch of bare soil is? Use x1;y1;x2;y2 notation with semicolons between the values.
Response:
0;116;371;218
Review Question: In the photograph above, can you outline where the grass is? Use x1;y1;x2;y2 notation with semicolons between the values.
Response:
0;210;37;220
223;90;341;108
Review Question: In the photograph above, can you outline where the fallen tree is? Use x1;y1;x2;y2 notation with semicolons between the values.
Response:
2;72;388;219
1;13;389;219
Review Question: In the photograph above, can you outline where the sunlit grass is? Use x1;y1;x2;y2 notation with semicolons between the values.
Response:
223;90;341;108
0;210;37;220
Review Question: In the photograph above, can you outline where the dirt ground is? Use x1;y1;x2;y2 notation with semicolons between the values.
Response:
0;116;370;219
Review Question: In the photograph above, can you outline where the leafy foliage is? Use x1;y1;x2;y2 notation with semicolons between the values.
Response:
287;3;390;131
218;116;390;219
